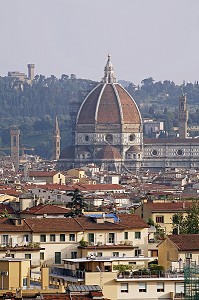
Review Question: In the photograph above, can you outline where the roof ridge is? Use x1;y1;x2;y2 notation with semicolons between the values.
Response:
24;219;34;232
74;217;84;230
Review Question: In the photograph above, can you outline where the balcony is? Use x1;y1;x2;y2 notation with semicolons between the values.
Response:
50;267;85;282
117;270;184;279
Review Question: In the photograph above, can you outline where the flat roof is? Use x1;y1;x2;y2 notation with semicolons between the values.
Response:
63;256;152;263
0;257;30;262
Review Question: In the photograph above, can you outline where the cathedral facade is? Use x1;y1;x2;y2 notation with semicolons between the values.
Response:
58;56;199;172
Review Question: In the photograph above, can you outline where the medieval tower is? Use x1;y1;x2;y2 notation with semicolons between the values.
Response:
27;64;35;81
178;93;188;139
10;126;20;172
52;117;61;160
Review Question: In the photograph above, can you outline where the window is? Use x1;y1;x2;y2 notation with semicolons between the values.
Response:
88;233;94;244
105;134;113;144
69;234;75;242
113;252;119;257
135;249;142;257
129;134;135;141
85;135;89;142
60;234;65;242
40;235;46;242
185;253;192;259
156;216;164;223
40;252;45;260
23;234;29;242
157;282;164;292
124;232;128;240
71;252;77;259
139;282;147;292
55;252;61;264
23;278;28;287
121;283;128;293
2;235;9;246
135;232;141;239
175;282;184;297
25;254;31;259
50;234;56;242
108;233;115;243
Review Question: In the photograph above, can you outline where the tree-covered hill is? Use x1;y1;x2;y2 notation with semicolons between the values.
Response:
0;74;199;158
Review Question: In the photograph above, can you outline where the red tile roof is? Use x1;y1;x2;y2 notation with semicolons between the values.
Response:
141;202;193;212
25;218;82;233
0;188;22;197
96;145;121;160
77;83;141;126
117;214;149;229
0;218;31;232
21;204;70;215
0;204;15;214
73;183;125;191
168;234;199;251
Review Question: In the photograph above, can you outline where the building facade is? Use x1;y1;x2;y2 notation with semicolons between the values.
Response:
58;56;199;172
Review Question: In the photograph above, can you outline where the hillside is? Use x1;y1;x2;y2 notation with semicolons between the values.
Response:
0;74;199;158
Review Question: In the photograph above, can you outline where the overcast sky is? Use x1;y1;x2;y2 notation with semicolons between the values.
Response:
1;0;199;84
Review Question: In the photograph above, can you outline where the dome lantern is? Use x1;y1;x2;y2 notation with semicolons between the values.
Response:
102;54;117;83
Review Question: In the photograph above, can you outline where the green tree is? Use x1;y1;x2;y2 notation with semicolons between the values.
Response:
172;202;199;234
66;188;88;217
0;209;11;218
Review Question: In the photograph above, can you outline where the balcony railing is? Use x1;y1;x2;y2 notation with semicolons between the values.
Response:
117;270;184;279
50;267;85;280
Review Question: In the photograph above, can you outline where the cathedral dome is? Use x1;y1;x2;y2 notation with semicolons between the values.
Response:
76;55;141;127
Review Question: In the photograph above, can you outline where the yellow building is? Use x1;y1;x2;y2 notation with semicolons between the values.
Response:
158;234;199;271
0;214;149;269
135;201;192;235
67;168;86;179
50;256;185;300
0;258;30;289
28;171;65;184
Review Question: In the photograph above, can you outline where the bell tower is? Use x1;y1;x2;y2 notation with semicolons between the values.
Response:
52;117;61;160
179;93;188;139
10;126;20;172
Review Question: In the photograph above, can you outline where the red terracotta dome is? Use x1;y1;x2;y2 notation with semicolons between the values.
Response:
77;55;141;126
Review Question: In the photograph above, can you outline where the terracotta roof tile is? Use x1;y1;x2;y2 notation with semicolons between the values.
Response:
0;218;31;232
21;204;70;215
78;84;104;124
77;83;141;126
115;85;141;124
97;84;121;124
117;214;149;229
25;218;82;233
96;145;121;160
73;183;124;191
142;202;192;212
0;204;15;214
168;234;199;251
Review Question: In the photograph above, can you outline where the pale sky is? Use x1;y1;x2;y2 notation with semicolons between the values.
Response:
0;0;199;84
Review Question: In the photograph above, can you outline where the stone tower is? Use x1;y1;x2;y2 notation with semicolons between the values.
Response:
52;117;61;160
179;93;188;139
27;64;35;81
10;127;20;172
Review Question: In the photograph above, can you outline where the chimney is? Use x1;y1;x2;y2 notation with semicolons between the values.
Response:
41;266;49;290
